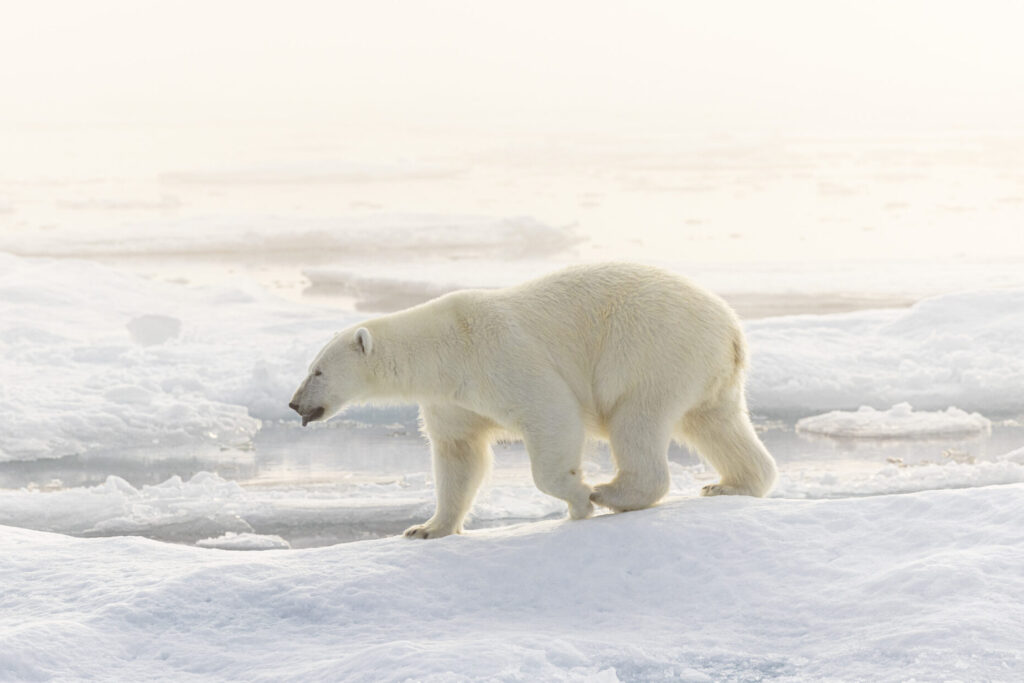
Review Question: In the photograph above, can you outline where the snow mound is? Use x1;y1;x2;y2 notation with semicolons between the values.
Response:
2;484;1022;681
747;288;1024;417
196;532;290;550
0;253;347;460
795;402;992;439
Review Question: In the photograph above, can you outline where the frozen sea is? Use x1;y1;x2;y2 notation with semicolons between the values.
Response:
2;124;1024;680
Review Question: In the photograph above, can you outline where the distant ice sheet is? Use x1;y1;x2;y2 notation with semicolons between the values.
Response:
159;160;465;185
795;403;992;439
0;212;578;259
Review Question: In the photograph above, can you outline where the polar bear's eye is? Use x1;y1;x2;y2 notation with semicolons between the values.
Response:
313;369;322;377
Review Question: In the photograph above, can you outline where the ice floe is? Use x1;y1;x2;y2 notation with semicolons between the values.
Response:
795;402;992;439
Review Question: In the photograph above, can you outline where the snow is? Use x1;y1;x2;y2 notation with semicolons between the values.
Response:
746;289;1024;417
2;252;1023;679
2;484;1023;681
773;448;1024;499
0;252;345;461
796;402;992;439
196;532;290;550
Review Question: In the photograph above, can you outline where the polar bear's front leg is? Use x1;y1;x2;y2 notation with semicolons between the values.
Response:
404;437;491;539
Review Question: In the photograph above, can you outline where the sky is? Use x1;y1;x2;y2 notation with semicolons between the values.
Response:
3;0;1023;135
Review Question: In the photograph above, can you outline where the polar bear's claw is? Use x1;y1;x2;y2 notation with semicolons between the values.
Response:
701;483;748;496
403;522;457;540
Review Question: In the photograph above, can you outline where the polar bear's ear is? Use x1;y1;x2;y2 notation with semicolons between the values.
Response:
355;327;373;355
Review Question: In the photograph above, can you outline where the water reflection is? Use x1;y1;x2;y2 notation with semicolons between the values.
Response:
3;417;1020;493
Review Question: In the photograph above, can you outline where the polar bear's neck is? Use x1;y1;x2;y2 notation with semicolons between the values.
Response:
364;297;468;403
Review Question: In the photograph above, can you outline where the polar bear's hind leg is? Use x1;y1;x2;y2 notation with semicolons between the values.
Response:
590;403;672;512
677;388;777;498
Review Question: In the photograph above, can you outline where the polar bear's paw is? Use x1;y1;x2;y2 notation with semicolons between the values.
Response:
590;482;660;513
700;483;749;497
568;498;595;520
403;521;459;540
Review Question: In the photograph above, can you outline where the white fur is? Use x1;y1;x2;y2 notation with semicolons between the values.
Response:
290;263;777;539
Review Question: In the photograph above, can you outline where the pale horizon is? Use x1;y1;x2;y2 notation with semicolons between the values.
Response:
3;0;1024;135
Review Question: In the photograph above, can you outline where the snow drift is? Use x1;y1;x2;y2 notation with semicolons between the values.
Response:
0;253;346;460
746;289;1024;417
2;484;1022;681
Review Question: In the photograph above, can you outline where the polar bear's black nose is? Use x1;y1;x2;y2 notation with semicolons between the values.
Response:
289;401;300;411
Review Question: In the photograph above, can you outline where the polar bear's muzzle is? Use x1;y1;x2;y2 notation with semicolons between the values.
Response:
289;402;325;426
289;372;330;426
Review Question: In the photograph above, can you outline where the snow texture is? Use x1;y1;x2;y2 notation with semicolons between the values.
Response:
796;402;992;439
2;484;1023;681
195;532;290;550
746;289;1024;417
0;253;347;461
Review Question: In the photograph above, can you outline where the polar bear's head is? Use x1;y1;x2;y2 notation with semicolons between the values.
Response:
289;326;375;426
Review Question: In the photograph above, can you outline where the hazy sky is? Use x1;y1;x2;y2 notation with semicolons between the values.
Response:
3;0;1023;134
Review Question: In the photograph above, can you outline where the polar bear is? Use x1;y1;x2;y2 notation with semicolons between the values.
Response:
289;263;777;539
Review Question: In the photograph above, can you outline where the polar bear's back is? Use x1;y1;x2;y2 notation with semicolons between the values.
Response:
486;263;744;415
